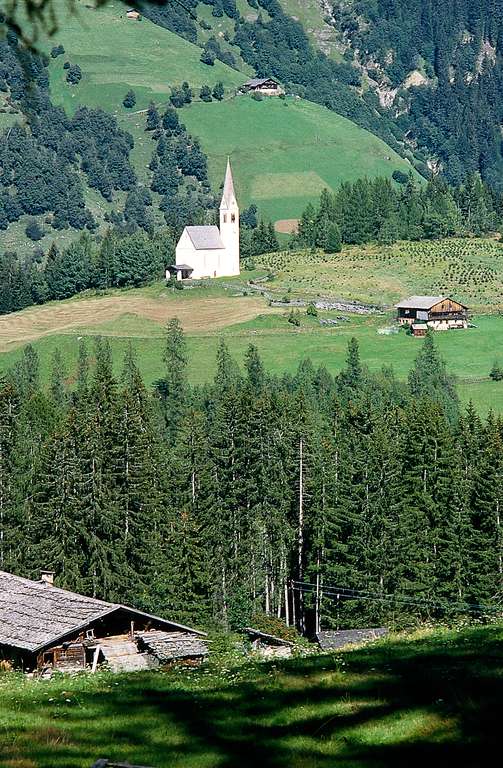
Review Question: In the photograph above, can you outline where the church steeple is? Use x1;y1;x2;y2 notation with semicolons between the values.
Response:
220;157;237;210
219;157;240;275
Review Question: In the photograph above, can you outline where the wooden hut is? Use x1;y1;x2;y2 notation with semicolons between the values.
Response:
0;570;207;674
239;78;284;96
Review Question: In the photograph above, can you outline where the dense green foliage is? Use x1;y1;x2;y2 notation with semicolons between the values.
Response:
1;329;501;632
0;230;172;314
329;0;503;189
294;175;501;249
0;30;138;232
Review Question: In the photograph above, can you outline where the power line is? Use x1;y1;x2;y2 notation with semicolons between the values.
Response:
292;580;502;615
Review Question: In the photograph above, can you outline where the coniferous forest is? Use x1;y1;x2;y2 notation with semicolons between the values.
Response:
1;325;501;633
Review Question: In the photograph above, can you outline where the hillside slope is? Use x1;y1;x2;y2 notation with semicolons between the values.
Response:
45;0;414;221
182;96;415;221
0;0;418;255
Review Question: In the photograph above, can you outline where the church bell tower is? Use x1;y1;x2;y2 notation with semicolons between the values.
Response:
219;158;240;276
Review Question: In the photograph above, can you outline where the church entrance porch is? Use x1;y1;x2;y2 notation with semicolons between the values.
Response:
166;264;194;282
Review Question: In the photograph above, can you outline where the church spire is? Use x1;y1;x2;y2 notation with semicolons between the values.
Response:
220;157;236;209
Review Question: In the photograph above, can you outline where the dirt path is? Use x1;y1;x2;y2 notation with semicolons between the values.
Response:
0;294;270;352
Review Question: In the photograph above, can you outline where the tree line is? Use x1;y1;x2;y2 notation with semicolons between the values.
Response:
1;328;501;632
0;230;172;314
293;174;501;251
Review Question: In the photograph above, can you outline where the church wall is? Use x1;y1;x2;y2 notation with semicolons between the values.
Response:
175;241;229;279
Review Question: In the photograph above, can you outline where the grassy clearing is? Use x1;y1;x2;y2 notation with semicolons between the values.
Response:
0;624;501;768
257;238;503;309
182;97;416;221
1;283;503;413
2;241;503;413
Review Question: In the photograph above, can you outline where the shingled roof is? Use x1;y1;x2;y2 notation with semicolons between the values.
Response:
0;570;205;653
184;226;224;250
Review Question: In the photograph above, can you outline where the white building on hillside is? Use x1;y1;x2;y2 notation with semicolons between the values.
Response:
167;159;240;281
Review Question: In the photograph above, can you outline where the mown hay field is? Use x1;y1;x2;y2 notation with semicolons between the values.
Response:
0;625;501;768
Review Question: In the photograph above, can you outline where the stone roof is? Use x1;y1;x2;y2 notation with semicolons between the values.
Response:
0;570;205;653
395;296;446;310
185;226;224;250
316;627;388;651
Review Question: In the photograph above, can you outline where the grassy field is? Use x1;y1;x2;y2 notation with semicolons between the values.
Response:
257;238;503;310
181;97;416;222
0;624;501;767
1;266;503;413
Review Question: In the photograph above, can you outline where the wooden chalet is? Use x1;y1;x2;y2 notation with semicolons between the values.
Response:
240;77;284;96
395;295;468;332
0;570;207;674
316;628;388;651
243;627;294;658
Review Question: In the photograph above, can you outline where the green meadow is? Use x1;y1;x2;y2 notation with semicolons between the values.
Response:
181;97;415;221
1;295;503;415
0;625;501;768
42;0;414;222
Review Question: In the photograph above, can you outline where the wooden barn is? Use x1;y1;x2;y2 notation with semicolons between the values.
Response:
240;77;284;96
395;296;468;331
0;570;207;674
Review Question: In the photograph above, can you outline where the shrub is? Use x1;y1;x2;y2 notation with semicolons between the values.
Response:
251;90;263;101
287;309;301;326
25;220;44;241
306;303;318;317
212;81;224;101
392;169;409;184
66;64;82;85
200;49;215;66
490;361;503;381
50;44;65;58
63;60;70;69
199;85;213;102
123;90;136;108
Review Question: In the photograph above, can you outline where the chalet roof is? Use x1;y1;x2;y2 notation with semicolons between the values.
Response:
0;570;205;653
316;627;388;651
395;295;446;310
184;226;224;250
243;627;294;647
243;77;278;87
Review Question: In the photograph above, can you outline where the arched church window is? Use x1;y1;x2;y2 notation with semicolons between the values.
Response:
231;214;236;222
223;214;227;223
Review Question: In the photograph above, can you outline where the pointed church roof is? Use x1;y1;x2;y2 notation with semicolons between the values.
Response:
220;158;237;209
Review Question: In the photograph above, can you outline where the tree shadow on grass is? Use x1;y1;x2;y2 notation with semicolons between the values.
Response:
2;626;501;768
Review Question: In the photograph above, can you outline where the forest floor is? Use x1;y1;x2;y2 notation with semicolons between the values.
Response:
0;624;501;768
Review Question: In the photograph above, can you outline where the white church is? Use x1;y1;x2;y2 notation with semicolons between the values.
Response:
167;159;240;282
